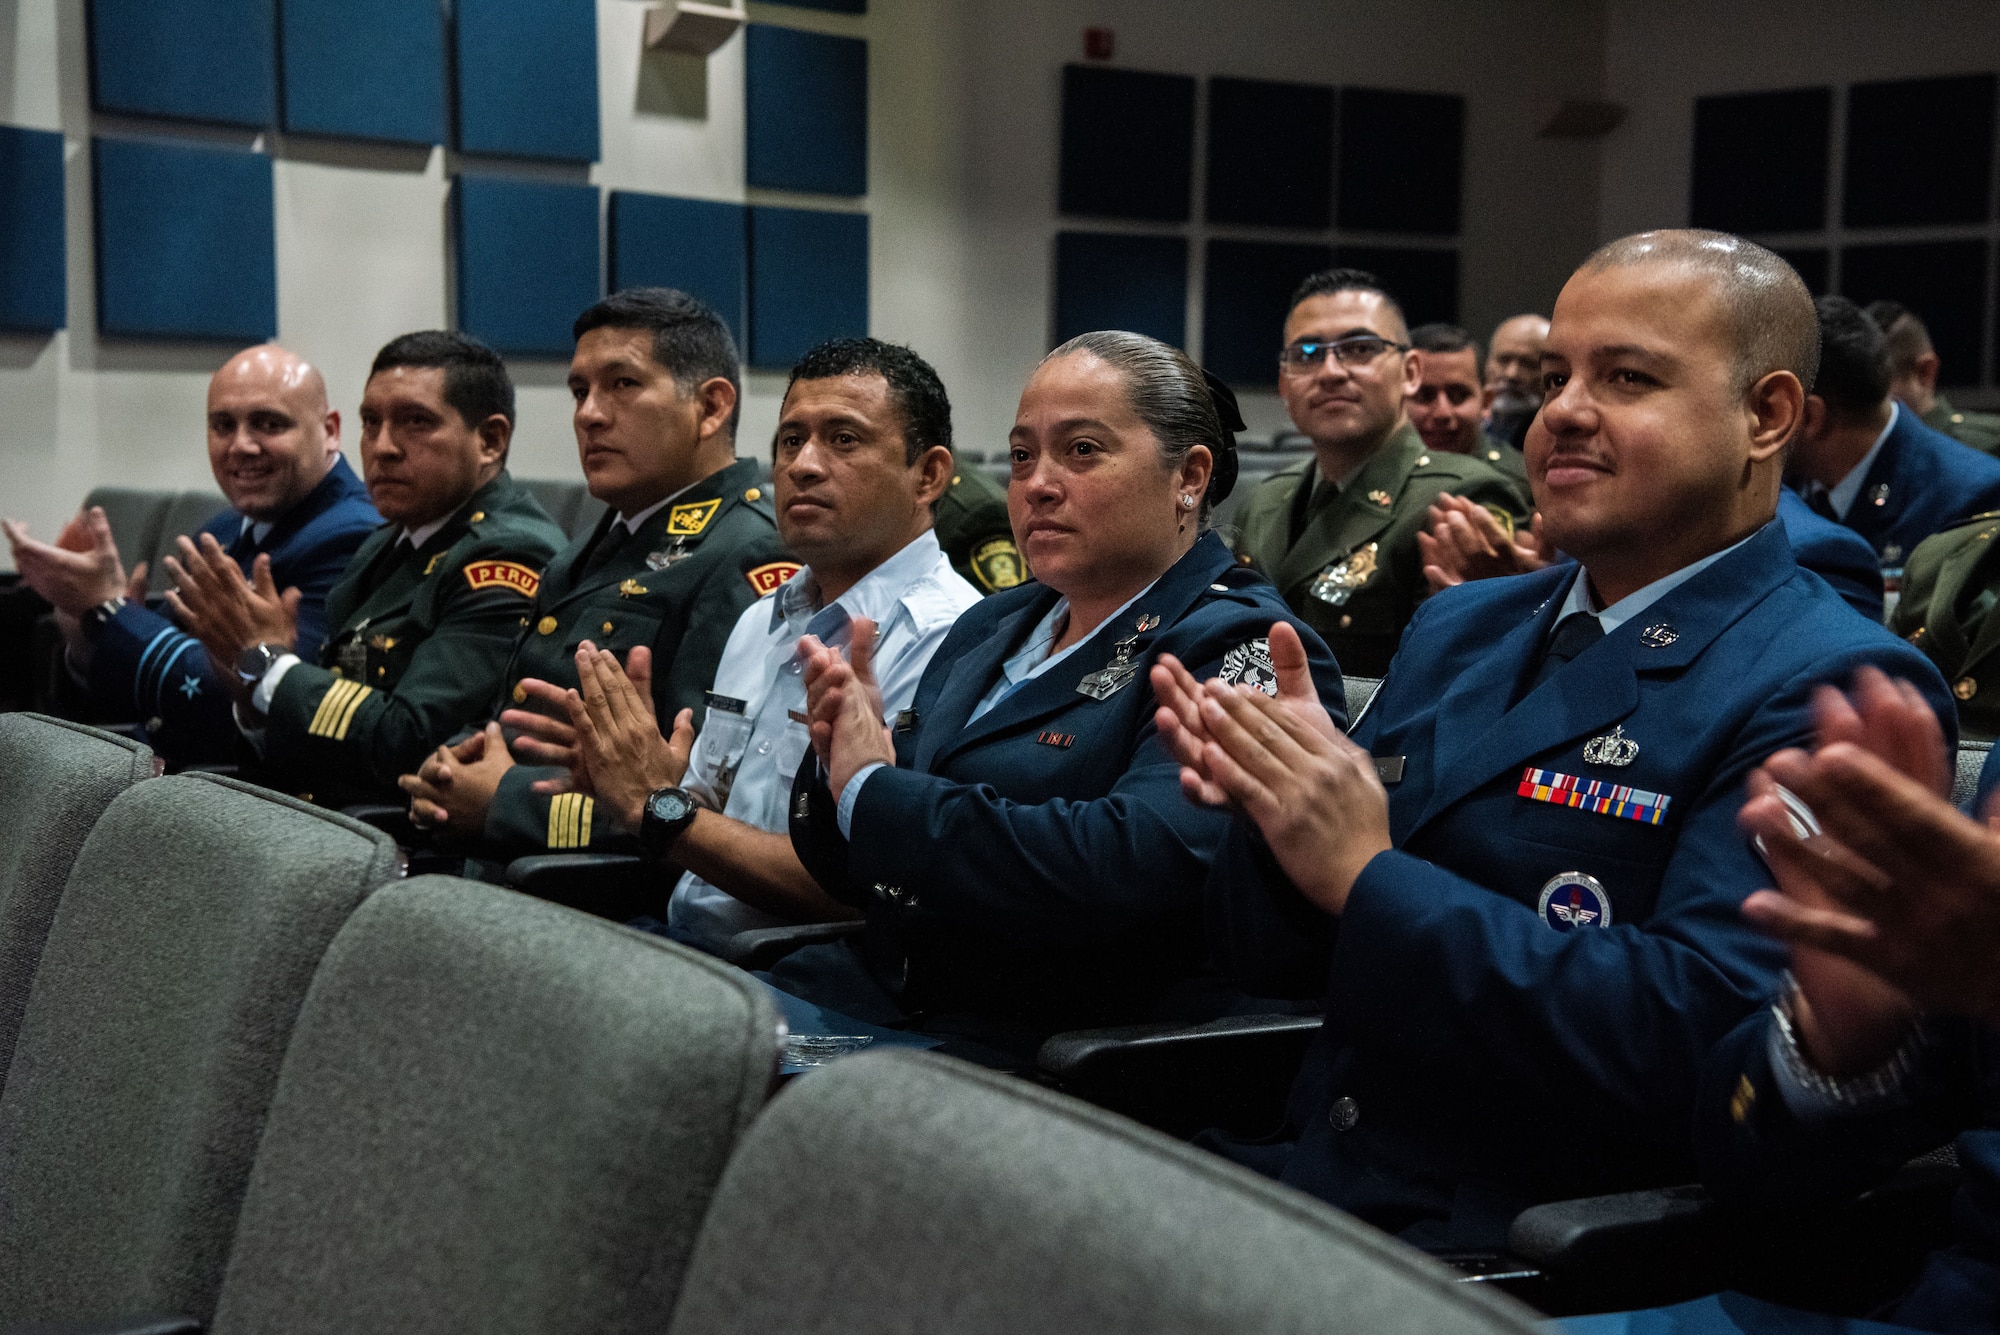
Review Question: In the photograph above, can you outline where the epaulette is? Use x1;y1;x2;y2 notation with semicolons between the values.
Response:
1960;509;2000;526
737;483;777;521
1201;563;1272;607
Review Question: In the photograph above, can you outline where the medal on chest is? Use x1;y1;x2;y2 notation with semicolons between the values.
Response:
334;618;370;679
1075;613;1159;702
1309;542;1379;607
645;536;693;571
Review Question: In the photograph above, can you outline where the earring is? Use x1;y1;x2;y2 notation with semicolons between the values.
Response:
1181;495;1195;509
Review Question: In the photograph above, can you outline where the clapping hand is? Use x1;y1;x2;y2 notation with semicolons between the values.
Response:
537;642;695;830
1416;493;1555;592
163;535;300;694
801;617;895;804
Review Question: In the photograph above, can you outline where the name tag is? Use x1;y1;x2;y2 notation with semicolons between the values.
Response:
1373;756;1405;784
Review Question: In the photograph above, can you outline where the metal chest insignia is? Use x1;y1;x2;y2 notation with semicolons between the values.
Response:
336;635;369;681
645;537;692;570
1538;872;1612;931
1582;725;1639;767
1218;638;1279;696
1309;542;1379;607
618;578;648;598
1077;633;1142;701
1638;623;1679;648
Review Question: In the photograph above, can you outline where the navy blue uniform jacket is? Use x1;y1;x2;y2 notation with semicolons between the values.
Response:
86;456;379;764
790;532;1346;1036
1777;485;1884;621
1840;407;2000;571
1700;1011;2000;1334
1205;520;1954;1247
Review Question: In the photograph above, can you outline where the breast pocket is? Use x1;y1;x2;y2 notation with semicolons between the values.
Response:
698;694;754;804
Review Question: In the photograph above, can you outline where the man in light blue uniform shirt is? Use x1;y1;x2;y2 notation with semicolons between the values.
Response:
525;337;977;955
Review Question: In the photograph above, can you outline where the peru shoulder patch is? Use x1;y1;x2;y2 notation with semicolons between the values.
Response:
746;561;802;595
463;560;541;598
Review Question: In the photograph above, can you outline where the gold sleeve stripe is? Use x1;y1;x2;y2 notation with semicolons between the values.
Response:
329;681;373;741
546;792;595;849
308;679;362;738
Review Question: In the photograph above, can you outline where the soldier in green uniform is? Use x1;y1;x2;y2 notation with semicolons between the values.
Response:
934;463;1024;595
1868;300;2000;454
1407;321;1534;511
159;332;566;810
399;288;792;855
1232;269;1522;678
1890;509;2000;739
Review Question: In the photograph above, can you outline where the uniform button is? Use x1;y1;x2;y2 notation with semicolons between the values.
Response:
470;511;486;523
745;487;762;501
1416;455;1431;466
757;741;772;755
377;666;387;677
1211;583;1228;591
951;475;962;486
512;682;528;704
1957;677;1979;701
537;616;558;635
1339;614;1353;629
1329;1096;1359;1131
601;621;615;635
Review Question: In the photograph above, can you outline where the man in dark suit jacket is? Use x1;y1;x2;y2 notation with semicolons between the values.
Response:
1155;230;1952;1250
2;344;378;765
1789;296;2000;579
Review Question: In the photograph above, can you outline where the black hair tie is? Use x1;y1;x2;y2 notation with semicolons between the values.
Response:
1199;367;1244;504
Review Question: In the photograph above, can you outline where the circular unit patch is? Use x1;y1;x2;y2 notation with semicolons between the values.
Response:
1537;871;1612;931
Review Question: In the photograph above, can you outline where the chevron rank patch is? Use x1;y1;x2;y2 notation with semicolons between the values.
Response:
463;560;540;598
308;680;374;741
547;792;595;849
667;498;721;536
1518;767;1670;825
746;561;802;595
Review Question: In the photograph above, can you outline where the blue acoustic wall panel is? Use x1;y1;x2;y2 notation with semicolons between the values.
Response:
1845;75;1996;229
0;127;67;332
455;0;599;162
1060;66;1196;223
1053;231;1187;349
1335;245;1458;326
93;137;274;341
1207;77;1334;229
1337;88;1463;236
1842;240;1990;388
1205;241;1334;387
454;176;602;358
282;0;445;145
608;193;746;347
89;0;275;127
745;25;867;196
1691;88;1830;234
747;206;867;369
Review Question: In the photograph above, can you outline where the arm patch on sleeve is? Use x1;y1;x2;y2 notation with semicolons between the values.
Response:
971;537;1025;591
464;560;541;597
746;561;802;595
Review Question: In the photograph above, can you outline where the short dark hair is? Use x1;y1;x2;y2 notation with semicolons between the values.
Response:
1812;295;1892;419
1866;299;1934;378
1287;267;1408;337
784;337;952;465
370;330;516;429
572;287;742;435
1409;322;1479;359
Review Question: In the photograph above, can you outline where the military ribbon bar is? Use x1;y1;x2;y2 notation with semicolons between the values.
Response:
1517;767;1671;825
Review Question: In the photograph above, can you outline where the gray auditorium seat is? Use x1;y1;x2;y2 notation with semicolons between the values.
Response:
516;477;588;535
207;876;778;1335
665;1049;1543;1335
1953;738;1991;808
0;774;402;1328
0;715;155;1087
80;486;173;577
147;490;229;593
570;492;610;540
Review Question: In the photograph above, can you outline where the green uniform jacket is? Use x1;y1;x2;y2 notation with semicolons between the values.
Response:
486;457;794;853
1231;423;1521;678
1472;430;1533;512
934;466;1024;595
261;470;565;808
1891;508;2000;739
1926;394;2000;455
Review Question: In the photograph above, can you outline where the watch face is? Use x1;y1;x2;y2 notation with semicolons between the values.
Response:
650;789;695;824
236;643;275;681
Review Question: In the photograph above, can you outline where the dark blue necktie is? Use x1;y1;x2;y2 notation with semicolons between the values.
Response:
1533;611;1604;688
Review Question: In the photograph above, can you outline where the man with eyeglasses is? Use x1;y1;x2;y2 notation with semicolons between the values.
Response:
1231;269;1520;677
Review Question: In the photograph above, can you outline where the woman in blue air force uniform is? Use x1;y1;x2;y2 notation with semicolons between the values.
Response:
786;330;1346;1054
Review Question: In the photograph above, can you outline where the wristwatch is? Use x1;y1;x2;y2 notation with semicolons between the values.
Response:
638;786;700;862
236;642;284;689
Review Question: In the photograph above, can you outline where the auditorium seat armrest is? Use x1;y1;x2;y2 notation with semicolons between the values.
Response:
504;853;667;922
178;762;240;779
4;1317;205;1335
1507;1183;1716;1270
1036;1013;1325;1140
340;803;418;844
1037;1012;1325;1076
721;920;864;970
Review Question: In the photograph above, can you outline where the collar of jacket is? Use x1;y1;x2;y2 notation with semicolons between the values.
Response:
1276;423;1426;592
544;457;763;602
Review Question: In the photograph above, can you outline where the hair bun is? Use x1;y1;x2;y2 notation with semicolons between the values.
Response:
1199;367;1244;504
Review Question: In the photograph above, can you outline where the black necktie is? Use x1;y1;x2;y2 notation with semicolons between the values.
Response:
1533;611;1604;688
229;525;259;562
1806;489;1839;522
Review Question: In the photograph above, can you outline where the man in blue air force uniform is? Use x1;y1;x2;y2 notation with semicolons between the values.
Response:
2;344;378;765
1154;231;1954;1250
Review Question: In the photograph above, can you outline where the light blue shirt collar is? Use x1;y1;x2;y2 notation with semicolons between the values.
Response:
1558;526;1761;635
771;529;950;648
1824;400;1899;521
968;578;1159;723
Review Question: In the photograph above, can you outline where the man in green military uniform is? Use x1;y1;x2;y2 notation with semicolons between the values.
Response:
1890;509;2000;738
934;463;1024;594
1231;269;1522;677
1407;321;1534;511
400;288;792;855
1868;300;2000;454
160;331;566;809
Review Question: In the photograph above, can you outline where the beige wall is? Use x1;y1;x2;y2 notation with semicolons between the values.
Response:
5;0;1608;566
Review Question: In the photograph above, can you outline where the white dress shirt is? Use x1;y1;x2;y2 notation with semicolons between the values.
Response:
666;529;981;951
1556;528;1759;633
1818;400;1900;521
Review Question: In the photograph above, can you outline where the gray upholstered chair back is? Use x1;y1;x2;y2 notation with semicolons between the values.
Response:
1953;740;1992;810
0;715;155;1088
0;774;402;1328
79;485;173;578
148;490;229;593
666;1049;1545;1335
210;877;779;1335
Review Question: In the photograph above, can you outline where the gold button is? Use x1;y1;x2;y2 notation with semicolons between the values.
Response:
377;666;387;678
512;682;527;704
745;487;761;501
951;475;962;486
537;616;558;635
470;511;485;522
1339;614;1353;629
1954;414;1966;424
601;621;614;635
1416;455;1431;466
1957;677;1979;701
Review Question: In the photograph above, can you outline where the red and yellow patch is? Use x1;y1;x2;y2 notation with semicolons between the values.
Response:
745;561;802;595
463;560;541;598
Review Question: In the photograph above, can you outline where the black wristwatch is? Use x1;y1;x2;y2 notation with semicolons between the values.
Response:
638;786;700;862
236;642;283;688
